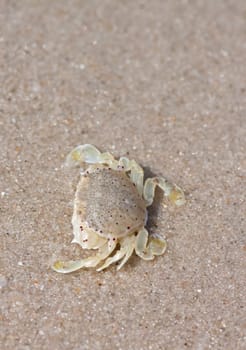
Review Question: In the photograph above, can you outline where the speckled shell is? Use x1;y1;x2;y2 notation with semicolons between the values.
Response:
74;168;147;238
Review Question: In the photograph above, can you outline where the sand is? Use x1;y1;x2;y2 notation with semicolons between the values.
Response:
0;1;245;349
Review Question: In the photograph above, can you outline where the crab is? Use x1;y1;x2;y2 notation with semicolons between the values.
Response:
52;144;185;273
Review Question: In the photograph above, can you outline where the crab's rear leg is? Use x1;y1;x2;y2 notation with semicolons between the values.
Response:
143;177;185;207
65;144;115;168
97;235;135;271
52;240;117;273
135;228;167;260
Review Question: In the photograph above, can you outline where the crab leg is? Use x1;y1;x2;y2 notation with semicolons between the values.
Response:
65;144;115;168
143;177;185;207
97;235;135;271
135;228;167;260
135;228;154;260
116;239;135;271
147;233;167;256
52;240;117;273
97;250;126;272
117;157;144;196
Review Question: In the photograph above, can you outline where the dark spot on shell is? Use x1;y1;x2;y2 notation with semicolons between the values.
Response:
113;238;116;241
127;226;131;229
116;222;118;225
83;239;88;242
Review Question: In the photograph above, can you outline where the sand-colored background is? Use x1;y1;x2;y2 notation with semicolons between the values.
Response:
1;1;245;349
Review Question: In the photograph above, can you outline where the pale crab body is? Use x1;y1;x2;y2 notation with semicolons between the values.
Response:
52;144;185;273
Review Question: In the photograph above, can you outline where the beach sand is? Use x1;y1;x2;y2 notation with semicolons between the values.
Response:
1;1;245;349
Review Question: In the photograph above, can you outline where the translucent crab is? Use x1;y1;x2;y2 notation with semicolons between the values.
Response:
52;144;185;273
